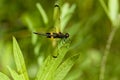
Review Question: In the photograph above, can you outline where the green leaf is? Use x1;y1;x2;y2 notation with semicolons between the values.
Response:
13;37;29;80
7;66;24;80
63;69;82;80
35;39;71;80
54;54;80;80
24;15;34;31
109;0;119;23
36;3;48;25
61;3;76;32
0;72;10;80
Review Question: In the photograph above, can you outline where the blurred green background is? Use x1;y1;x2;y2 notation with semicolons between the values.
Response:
0;0;120;80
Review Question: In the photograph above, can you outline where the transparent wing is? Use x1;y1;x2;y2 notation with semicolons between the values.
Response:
53;0;61;33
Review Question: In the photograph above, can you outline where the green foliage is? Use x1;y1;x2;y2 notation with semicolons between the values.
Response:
12;37;29;80
99;0;120;80
54;54;80;80
7;66;24;80
36;3;48;25
61;3;76;32
0;72;10;80
99;0;119;27
0;0;120;80
0;37;29;80
35;39;80;80
108;0;119;26
0;37;79;80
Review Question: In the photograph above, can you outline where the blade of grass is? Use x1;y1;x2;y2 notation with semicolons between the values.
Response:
44;43;70;80
109;0;119;23
35;55;54;80
13;37;29;80
54;54;80;80
61;3;76;32
43;39;71;80
0;72;10;80
36;3;48;25
63;69;82;80
7;66;24;80
35;39;71;80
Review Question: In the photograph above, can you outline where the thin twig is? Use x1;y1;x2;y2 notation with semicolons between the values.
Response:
99;27;117;80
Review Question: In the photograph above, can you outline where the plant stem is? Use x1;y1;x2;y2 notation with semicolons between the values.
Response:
99;0;109;19
99;27;117;80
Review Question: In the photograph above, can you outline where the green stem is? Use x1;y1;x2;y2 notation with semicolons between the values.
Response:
99;27;117;80
99;0;110;18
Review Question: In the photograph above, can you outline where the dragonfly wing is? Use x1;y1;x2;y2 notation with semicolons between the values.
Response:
53;0;61;33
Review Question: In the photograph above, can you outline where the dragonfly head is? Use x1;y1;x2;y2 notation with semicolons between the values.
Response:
65;33;69;38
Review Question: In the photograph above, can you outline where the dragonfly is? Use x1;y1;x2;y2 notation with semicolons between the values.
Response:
34;1;69;39
33;32;69;39
34;1;70;58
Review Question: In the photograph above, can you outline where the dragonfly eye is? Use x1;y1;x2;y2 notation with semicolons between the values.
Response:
65;33;69;38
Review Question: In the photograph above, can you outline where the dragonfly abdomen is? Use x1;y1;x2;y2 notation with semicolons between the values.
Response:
34;32;69;39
